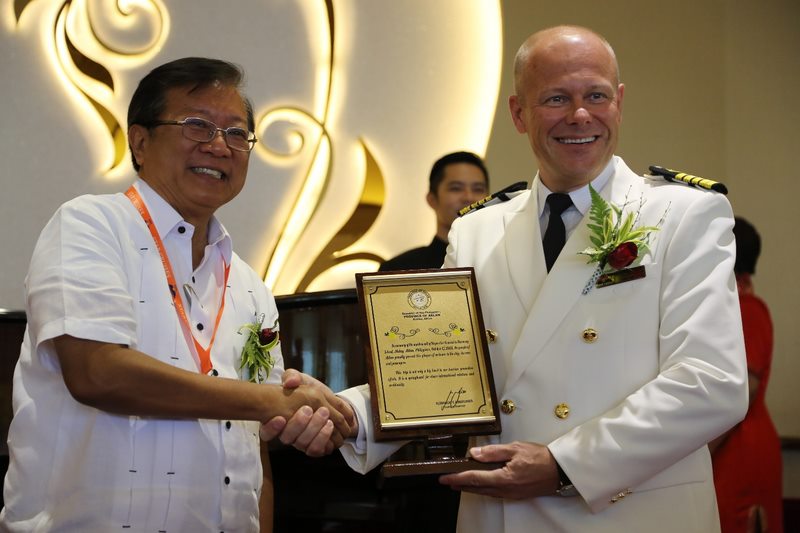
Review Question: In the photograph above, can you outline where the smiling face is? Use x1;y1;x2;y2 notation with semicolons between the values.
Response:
509;27;624;192
128;82;251;225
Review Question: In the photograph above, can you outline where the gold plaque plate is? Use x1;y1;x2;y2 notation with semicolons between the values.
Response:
356;268;501;443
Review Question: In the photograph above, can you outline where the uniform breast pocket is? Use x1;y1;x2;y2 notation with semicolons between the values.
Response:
566;263;661;411
583;262;659;309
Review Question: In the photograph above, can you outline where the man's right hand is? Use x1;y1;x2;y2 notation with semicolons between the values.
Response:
260;369;358;457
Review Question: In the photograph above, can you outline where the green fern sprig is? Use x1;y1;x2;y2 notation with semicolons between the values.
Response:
577;184;662;269
238;315;279;384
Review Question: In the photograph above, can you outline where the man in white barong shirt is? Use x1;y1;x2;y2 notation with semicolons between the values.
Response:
0;58;352;533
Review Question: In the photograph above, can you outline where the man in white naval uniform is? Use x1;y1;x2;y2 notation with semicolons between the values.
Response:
267;25;747;533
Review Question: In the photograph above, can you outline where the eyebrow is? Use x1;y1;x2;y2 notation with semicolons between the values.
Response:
585;84;614;92
176;107;247;125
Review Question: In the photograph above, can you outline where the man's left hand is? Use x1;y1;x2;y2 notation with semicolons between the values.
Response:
439;441;561;499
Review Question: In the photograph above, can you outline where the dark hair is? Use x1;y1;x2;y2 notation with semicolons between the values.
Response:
428;151;489;195
733;216;761;275
127;57;255;171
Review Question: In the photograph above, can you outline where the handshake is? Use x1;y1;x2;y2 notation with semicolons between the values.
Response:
259;368;359;457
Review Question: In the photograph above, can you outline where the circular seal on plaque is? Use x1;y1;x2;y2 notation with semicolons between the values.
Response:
407;289;431;310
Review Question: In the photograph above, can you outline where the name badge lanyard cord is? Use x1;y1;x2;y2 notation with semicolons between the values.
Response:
126;186;229;374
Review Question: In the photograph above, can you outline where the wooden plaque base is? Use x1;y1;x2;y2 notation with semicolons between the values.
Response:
381;456;503;478
379;435;503;478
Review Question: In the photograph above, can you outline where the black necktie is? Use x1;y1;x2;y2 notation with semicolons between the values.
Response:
543;193;573;272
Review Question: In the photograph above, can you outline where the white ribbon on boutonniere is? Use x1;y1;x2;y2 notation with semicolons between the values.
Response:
238;313;279;383
578;185;668;295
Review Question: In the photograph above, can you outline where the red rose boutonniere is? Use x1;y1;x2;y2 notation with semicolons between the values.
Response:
239;313;279;383
606;241;638;270
578;185;667;294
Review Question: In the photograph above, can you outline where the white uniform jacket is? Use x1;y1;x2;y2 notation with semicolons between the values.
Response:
340;157;747;533
446;157;747;532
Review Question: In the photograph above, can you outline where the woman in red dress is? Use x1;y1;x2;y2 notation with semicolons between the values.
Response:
711;217;783;533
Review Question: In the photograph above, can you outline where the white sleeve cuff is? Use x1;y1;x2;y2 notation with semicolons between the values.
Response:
336;384;406;474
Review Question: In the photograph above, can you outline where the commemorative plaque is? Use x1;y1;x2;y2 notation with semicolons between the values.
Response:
355;268;501;477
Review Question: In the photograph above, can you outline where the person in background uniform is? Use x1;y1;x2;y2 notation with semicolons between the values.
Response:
379;151;489;271
0;57;352;533
266;24;748;533
711;216;783;533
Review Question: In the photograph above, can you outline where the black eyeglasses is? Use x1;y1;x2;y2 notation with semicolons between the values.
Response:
147;117;257;152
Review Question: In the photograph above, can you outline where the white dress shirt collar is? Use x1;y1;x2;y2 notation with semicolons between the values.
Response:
133;179;233;264
535;156;617;219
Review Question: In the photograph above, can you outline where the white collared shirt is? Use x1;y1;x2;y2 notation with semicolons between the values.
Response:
536;157;615;239
1;179;283;532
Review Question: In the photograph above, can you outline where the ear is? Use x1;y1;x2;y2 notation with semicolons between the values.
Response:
508;95;527;134
616;83;625;117
426;191;438;210
127;124;149;168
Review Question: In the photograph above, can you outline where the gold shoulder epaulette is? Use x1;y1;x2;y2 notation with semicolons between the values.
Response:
647;165;728;195
459;181;528;217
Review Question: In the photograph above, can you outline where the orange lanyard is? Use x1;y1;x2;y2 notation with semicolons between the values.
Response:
125;186;230;374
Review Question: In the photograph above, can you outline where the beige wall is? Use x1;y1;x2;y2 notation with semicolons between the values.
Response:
723;1;799;440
